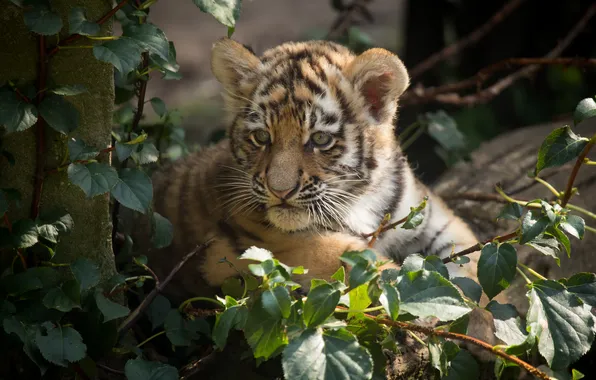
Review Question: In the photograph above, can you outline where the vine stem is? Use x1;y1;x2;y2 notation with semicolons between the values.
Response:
561;134;596;207
368;315;550;380
117;240;212;337
136;330;165;348
442;231;518;264
178;297;225;312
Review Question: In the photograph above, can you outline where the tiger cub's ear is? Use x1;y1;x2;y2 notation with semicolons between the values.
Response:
343;48;410;124
211;37;262;102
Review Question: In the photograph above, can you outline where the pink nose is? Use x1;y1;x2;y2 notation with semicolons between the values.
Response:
269;183;300;200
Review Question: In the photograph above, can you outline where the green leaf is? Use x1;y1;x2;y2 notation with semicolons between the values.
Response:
526;236;561;265
520;211;550;244
111;168;153;213
221;277;244;299
239;246;273;262
348;261;378;289
485;300;527;346
397;270;470;321
561;215;585;240
379;283;400;320
477;243;517;299
23;4;63;35
124;358;179;380
0;267;59;296
93;38;143;75
37;211;74;244
151;212;173;249
115;141;133;161
244;296;288;359
68;162;118;198
145;295;171;331
527;279;595;370
70;258;100;292
38;94;79;134
164;309;209;346
150;97;167;117
212;305;248;350
401;197;427;229
348;284;371;318
123;23;170;61
192;0;242;28
282;328;373;380
95;290;130;322
428;339;459;377
3;317;49;374
12;218;39;248
262;286;292;319
50;84;88;96
451;277;482;304
424;110;466;152
400;253;449;279
149;41;181;80
561;273;596;308
331;266;345;283
0;87;38;133
131;142;159;164
43;280;80;312
68;7;100;36
36;323;86;367
444;349;479;380
68;137;99;161
303;283;340;328
534;126;589;175
496;203;524;221
573;97;596;125
550;226;571;257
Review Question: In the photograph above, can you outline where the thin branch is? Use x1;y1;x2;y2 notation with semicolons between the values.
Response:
410;0;527;78
47;0;130;57
325;0;372;40
561;135;596;207
97;363;125;376
403;4;596;107
442;231;518;264
117;240;213;337
366;214;391;247
179;348;217;380
362;215;408;239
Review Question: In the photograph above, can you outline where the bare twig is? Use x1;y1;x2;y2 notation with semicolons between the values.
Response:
410;0;527;78
362;215;408;239
561;135;596;207
442;231;518;264
179;348;218;380
366;214;391;247
326;0;372;40
117;240;213;337
403;3;596;107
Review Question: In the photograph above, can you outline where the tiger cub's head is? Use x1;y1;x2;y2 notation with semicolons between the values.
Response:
211;38;410;232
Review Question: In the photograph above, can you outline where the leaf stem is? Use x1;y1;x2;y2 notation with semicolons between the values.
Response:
334;305;385;314
516;267;532;284
85;36;119;40
362;215;409;238
495;186;541;208
57;45;95;50
566;203;596;220
442;231;518;264
533;176;561;198
518;263;547;281
561;133;596;207
585;225;596;234
178;296;225;312
584;159;596;166
136;330;166;348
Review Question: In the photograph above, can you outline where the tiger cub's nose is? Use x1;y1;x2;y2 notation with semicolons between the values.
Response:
268;182;300;200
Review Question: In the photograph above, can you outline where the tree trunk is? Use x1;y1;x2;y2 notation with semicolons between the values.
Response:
0;0;116;280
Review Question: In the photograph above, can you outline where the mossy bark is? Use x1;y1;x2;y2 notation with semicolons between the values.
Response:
0;0;116;280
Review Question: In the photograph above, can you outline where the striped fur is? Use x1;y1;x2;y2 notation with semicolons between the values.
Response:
149;38;479;296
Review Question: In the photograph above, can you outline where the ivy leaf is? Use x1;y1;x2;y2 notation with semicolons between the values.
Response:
36;211;74;244
534;126;589;175
527;279;595;370
123;23;170;61
192;0;242;28
150;97;167;117
560;215;585;240
0;267;59;296
401;197;427;229
67;162;119;198
573;97;596;125
68;7;100;36
3;317;49;374
485;300;528;346
151;212;173;249
496;203;524;221
520;211;550;244
561;273;596;308
42;281;81;312
444;349;479;380
239;246;273;262
303;283;340;328
282;328;373;380
93;38;143;75
68;138;99;161
111;168;153;213
244;295;288;359
50;84;88;96
262;286;292;319
23;3;63;35
12;219;39;248
164;309;209;346
146;295;171;331
0;87;38;133
212;305;248;350
94;290;130;322
70;258;100;292
477;243;517;299
38;94;79;134
36;323;86;367
451;277;482;304
397;270;470;321
379;283;400;320
124;358;179;380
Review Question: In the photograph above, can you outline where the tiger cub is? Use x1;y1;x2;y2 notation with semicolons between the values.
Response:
147;38;479;299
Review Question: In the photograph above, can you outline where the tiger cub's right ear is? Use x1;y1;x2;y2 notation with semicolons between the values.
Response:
211;37;262;96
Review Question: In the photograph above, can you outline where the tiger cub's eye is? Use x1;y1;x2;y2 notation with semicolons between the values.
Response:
251;129;271;146
311;131;333;148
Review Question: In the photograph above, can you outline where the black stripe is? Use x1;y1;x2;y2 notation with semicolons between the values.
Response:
379;156;405;221
422;219;453;255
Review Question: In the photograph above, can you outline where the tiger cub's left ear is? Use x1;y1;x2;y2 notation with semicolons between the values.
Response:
343;48;410;124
